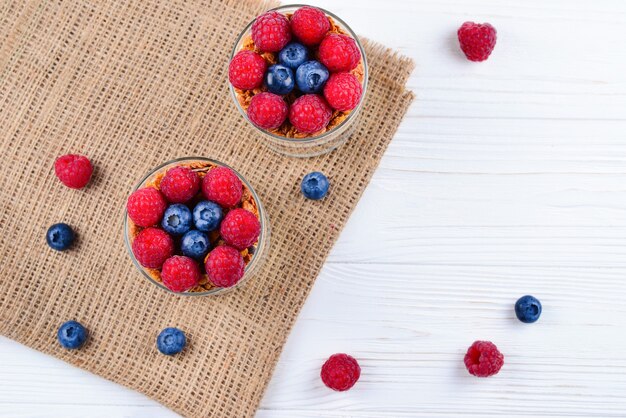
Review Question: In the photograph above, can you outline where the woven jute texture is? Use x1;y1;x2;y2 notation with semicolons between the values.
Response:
0;0;414;416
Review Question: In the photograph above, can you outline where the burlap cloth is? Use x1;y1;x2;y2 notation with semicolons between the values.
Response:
0;0;414;416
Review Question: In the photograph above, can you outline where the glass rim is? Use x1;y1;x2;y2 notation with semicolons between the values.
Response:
123;157;268;297
228;4;369;144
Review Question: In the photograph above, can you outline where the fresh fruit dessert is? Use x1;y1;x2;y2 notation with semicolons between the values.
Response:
125;158;267;295
229;5;366;139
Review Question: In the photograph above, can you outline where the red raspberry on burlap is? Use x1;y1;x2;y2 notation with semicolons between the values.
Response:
54;154;93;189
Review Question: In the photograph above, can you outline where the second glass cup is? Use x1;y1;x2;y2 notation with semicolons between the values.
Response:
229;5;368;158
124;157;270;296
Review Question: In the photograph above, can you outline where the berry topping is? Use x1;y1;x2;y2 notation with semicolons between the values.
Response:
157;327;186;355
295;60;329;94
202;167;243;208
319;34;361;72
192;200;223;232
515;295;542;323
127;187;167;227
290;6;330;46
205;245;245;288
320;353;361;391
289;94;332;134
161;204;192;236
229;50;267;90
278;42;309;69
57;320;88;350
159;166;200;203
457;22;497;62
181;230;211;261
251;11;291;52
46;223;75;251
220;208;261;250
265;64;295;95
247;92;288;130
464;341;504;377
323;72;362;111
161;256;200;293
131;227;174;269
54;154;93;189
301;172;329;200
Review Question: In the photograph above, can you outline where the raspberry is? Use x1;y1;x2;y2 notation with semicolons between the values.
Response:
289;94;332;134
54;154;93;189
161;256;200;292
247;92;288;130
127;187;167;227
464;341;504;377
319;34;361;72
229;50;267;90
320;353;361;391
290;6;330;46
457;22;497;62
202;167;243;208
205;245;245;288
251;11;291;53
323;72;362;111
160;166;200;203
131;227;174;269
220;208;260;250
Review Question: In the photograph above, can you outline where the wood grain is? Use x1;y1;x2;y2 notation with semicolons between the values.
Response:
1;0;625;416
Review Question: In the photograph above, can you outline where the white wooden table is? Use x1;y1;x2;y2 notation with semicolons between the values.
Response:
2;0;626;416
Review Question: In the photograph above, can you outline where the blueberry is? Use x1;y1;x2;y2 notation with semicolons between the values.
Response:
193;200;223;232
161;204;192;236
265;64;295;95
301;172;329;200
46;223;75;251
181;230;210;260
515;295;542;323
295;60;329;93
57;320;88;349
157;327;186;355
278;42;309;70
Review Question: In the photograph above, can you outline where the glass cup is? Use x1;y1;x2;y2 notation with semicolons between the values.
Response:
124;157;270;296
229;4;368;158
